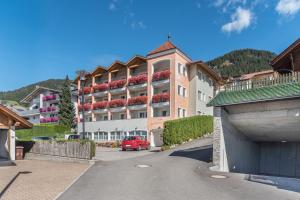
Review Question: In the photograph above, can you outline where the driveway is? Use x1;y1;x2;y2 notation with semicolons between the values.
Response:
0;160;90;200
58;137;300;200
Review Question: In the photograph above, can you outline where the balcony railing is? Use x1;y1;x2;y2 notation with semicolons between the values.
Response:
223;72;300;92
152;70;171;82
93;101;108;110
40;117;59;123
43;94;58;101
108;99;127;108
152;93;170;103
109;79;126;90
128;74;147;86
93;83;109;93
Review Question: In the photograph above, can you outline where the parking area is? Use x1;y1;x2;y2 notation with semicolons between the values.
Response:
94;147;161;161
0;160;90;200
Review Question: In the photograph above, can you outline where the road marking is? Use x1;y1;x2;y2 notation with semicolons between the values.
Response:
135;164;152;168
210;175;228;179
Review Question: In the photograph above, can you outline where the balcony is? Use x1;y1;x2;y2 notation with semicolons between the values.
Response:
152;93;170;108
109;79;127;94
43;94;58;102
39;106;58;113
93;83;109;97
152;70;170;87
78;103;92;114
93;101;108;114
79;87;92;98
128;74;148;91
127;96;147;110
109;99;127;112
40;117;59;124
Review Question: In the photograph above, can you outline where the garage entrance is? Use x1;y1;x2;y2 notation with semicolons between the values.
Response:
260;142;300;178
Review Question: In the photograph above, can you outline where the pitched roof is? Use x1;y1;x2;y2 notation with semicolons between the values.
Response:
271;38;300;67
0;104;32;129
240;70;274;80
207;82;300;107
148;41;177;55
20;86;60;103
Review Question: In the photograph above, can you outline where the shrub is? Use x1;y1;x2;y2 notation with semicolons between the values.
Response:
152;70;171;82
163;115;213;146
128;74;147;86
108;99;127;108
93;83;109;93
128;96;147;106
152;93;170;103
93;101;108;110
109;79;126;89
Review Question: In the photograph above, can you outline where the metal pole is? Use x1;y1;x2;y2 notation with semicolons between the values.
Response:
81;79;86;140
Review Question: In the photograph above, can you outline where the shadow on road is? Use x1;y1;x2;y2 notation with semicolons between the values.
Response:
169;145;213;163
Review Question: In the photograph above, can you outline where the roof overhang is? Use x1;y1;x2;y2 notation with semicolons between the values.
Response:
0;104;32;129
20;86;60;103
188;61;222;84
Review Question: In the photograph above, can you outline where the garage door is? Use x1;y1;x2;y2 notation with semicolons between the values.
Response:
260;142;300;178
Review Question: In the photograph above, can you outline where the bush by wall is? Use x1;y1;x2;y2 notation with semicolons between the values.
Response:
163;115;213;146
16;124;70;141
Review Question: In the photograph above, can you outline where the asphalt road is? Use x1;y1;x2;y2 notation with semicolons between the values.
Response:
58;137;300;200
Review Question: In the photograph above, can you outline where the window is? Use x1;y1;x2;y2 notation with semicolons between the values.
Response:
208;78;213;86
162;110;167;116
110;132;116;140
198;71;203;80
162;89;168;93
178;85;186;97
178;85;181;95
140;92;146;96
182;109;186;117
178;108;181;117
178;63;182;74
139;112;146;118
183;65;187;76
182;87;186;97
121;95;126;99
120;114;125;119
198;91;202;101
103;115;108;120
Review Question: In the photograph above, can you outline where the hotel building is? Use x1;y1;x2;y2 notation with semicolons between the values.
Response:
75;41;221;146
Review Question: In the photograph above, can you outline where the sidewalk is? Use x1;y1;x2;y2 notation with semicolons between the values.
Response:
0;160;90;200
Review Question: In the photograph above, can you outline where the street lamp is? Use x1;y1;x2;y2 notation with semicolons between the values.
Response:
76;70;88;140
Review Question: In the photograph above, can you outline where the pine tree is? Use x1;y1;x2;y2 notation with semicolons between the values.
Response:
58;76;76;129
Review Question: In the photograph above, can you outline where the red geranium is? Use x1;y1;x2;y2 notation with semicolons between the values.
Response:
152;70;171;82
128;74;148;86
93;101;108;110
108;99;127;108
109;79;126;89
128;96;147;106
152;93;170;103
93;83;109;93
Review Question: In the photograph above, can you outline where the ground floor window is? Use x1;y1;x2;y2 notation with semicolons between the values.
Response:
110;131;125;141
128;130;147;140
94;131;108;141
80;132;92;140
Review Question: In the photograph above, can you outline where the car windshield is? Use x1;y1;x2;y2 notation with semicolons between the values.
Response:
124;136;136;141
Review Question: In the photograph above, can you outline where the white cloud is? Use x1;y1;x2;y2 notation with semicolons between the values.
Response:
221;7;253;33
276;0;300;16
109;3;116;10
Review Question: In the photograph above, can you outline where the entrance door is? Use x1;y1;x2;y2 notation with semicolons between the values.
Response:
260;142;300;178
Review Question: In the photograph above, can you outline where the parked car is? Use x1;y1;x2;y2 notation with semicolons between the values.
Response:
121;136;150;151
32;136;53;141
66;134;80;140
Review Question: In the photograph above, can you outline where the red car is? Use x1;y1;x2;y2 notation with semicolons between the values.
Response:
121;136;150;151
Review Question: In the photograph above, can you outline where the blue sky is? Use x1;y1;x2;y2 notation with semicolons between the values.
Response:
0;0;300;91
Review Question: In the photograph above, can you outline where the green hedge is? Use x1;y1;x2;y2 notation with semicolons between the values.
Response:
16;124;70;140
163;115;213;146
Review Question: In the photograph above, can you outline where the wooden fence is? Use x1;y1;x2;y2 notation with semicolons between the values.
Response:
27;141;93;159
224;72;300;92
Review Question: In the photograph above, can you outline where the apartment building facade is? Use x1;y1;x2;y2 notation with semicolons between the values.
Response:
76;41;221;145
20;86;61;124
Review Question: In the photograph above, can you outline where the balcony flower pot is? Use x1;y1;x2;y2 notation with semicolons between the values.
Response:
152;93;170;103
152;70;171;82
93;101;108;110
93;83;109;93
128;74;148;86
108;99;127;108
109;79;126;90
128;96;147;106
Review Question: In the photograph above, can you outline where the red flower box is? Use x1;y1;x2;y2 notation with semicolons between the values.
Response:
108;99;127;108
152;93;170;103
128;96;147;106
93;83;109;93
79;87;92;95
93;101;108;110
43;94;57;101
109;79;126;89
78;103;92;111
128;74;148;86
152;70;171;82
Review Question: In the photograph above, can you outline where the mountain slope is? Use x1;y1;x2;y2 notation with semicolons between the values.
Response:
0;79;65;102
206;49;277;78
